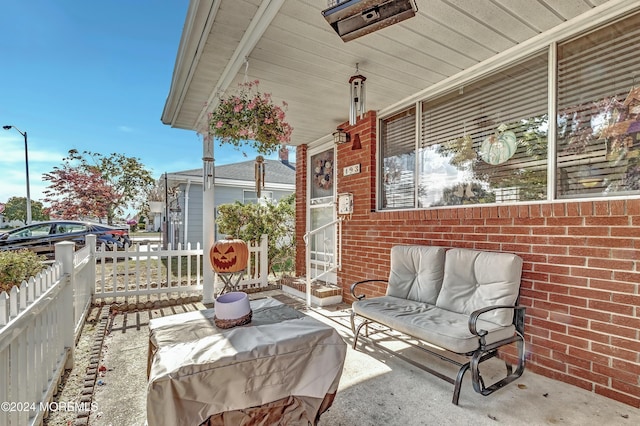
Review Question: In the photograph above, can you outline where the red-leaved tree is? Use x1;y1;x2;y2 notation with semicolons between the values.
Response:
43;150;154;224
43;166;121;221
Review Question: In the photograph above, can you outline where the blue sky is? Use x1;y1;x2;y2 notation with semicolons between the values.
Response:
0;0;275;208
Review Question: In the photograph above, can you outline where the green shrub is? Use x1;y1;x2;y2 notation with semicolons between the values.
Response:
0;250;47;293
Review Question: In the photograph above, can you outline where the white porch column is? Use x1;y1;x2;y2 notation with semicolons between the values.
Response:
202;134;216;303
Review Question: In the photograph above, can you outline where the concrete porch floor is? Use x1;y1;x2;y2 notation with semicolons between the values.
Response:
78;290;638;426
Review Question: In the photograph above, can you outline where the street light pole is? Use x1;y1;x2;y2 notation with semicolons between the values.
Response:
3;125;32;224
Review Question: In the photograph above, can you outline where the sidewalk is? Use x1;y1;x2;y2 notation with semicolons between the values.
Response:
86;291;638;426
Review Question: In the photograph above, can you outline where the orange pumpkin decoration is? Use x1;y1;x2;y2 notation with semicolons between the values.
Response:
210;236;249;273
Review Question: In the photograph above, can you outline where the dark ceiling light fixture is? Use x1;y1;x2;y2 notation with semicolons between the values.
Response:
322;0;418;42
333;128;350;144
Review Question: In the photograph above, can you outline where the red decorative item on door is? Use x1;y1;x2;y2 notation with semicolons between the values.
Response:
210;236;249;273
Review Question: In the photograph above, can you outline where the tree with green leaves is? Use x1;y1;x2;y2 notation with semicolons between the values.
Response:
216;194;295;276
2;197;48;223
43;150;155;225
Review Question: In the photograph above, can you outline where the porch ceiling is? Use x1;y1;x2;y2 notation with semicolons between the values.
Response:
161;0;615;146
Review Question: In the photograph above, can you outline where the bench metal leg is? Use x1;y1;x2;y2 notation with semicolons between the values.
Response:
470;334;526;398
453;362;470;405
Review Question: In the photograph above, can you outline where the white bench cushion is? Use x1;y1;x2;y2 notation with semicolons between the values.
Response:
435;248;523;327
386;245;446;304
352;296;516;353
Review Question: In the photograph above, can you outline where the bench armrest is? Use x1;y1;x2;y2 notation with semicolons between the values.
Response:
468;305;526;337
350;279;388;300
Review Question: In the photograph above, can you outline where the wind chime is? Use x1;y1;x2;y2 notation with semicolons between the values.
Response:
255;155;265;198
349;64;366;125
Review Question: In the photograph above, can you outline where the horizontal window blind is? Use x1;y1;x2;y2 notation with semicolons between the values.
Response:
381;108;416;209
557;12;640;198
419;53;548;208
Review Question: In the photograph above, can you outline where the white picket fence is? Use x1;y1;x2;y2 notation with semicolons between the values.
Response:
0;239;89;426
0;234;269;425
93;234;269;303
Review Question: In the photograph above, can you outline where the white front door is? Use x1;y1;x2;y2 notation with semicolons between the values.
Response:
308;145;337;284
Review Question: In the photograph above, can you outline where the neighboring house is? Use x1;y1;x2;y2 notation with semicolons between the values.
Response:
161;154;295;247
161;1;640;408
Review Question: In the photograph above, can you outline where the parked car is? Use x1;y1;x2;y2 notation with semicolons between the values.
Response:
0;220;131;258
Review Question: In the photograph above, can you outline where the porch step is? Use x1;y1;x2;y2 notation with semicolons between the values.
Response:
280;278;342;307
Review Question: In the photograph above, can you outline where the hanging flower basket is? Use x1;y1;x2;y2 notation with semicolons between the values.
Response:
208;80;293;155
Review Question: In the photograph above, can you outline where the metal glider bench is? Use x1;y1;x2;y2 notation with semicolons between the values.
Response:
350;246;526;405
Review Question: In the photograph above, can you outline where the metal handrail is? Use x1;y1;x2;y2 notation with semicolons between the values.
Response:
303;217;343;306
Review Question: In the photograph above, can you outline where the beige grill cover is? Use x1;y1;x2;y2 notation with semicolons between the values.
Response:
147;298;347;426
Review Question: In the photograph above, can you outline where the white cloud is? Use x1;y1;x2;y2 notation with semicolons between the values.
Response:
118;126;134;133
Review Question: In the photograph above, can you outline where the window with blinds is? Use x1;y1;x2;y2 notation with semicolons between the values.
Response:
418;53;548;208
380;107;416;209
557;12;640;198
377;10;640;211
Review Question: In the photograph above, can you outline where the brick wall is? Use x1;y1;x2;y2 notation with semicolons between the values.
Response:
295;144;307;276
295;111;640;407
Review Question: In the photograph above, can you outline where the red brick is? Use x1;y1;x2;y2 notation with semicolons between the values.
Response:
516;235;550;245
613;270;640;284
549;293;587;307
529;365;595;392
612;314;640;330
567;347;610;365
609;200;626;216
579;201;594;215
569;246;611;258
586;237;634;248
584;216;630;226
589;279;636;293
611;336;640;353
568;366;609;386
594;386;640;408
535;354;570;371
549;311;588;328
566;326;610;344
528;325;551;339
592;366;636;389
547;217;583;226
591;321;637;339
531;317;569;333
612;358;640;376
594;201;610;215
569;287;612;301
534;263;571;275
568;226;609;236
535;282;569;294
592;341;638;362
551;351;591;371
529;204;542;217
588;300;634;316
610;380;640;403
547;236;587;246
569;306;611;322
566;202;581;216
552;203;567;217
532;226;567;235
551;330;592;348
611;227;640;237
571;267;613;280
548;255;586;266
587;258;634;270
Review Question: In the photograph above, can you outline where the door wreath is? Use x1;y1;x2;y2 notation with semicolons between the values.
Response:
314;157;333;190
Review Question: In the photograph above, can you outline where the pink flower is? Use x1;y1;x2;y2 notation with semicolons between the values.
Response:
234;104;243;113
216;121;224;129
264;117;273;124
